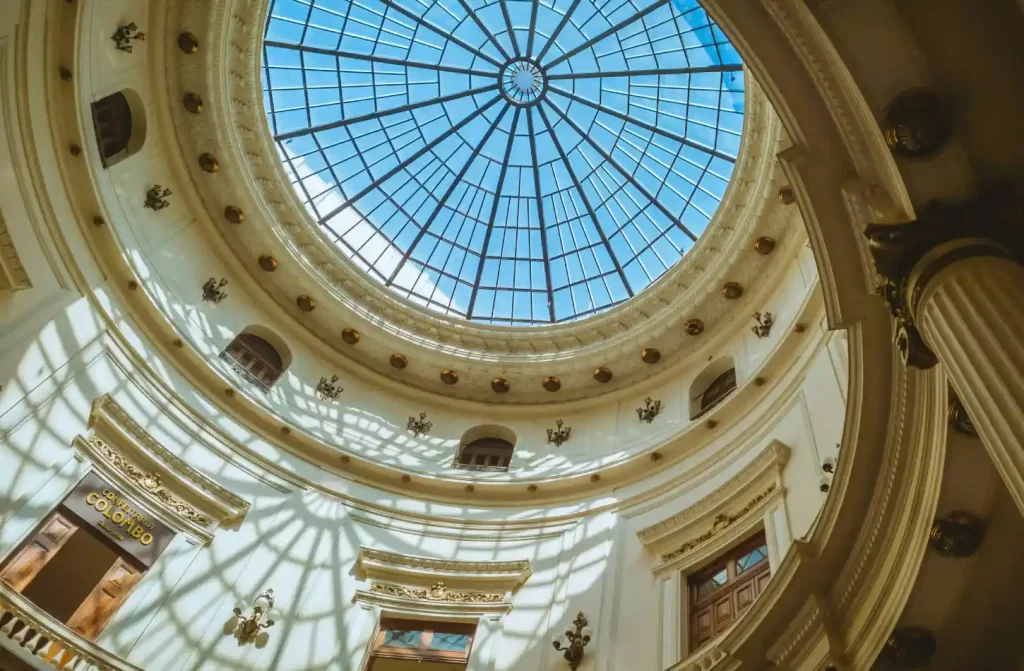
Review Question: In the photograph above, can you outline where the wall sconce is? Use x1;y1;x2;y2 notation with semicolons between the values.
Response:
547;419;571;447
751;311;774;338
230;589;275;648
202;277;228;303
316;375;343;402
636;397;661;423
144;184;172;210
407;412;433;437
552;612;593;670
111;23;146;52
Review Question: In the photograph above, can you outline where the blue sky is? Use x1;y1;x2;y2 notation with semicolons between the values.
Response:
262;0;744;325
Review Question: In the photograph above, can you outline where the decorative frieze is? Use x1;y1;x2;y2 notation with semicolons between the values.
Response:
370;581;504;604
88;438;212;527
662;485;776;562
91;395;248;511
637;442;789;546
0;209;30;292
85;395;251;543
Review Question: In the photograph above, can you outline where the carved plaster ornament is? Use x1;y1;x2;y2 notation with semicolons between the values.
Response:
662;485;777;561
864;189;1024;369
369;581;504;604
89;438;213;527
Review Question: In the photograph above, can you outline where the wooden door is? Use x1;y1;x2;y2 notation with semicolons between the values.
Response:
0;513;78;591
688;533;771;650
66;557;143;640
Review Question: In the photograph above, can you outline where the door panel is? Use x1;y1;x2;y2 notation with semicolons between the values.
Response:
691;604;713;646
735;580;757;611
0;514;78;591
66;558;143;640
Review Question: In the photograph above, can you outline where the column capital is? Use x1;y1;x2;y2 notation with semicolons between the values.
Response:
864;189;1024;368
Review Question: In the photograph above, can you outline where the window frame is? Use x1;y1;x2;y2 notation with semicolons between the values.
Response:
685;531;771;652
454;437;515;472
219;332;285;393
693;367;738;419
370;617;477;664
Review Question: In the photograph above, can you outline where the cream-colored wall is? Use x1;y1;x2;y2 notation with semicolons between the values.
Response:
0;341;841;671
0;274;845;671
0;3;850;671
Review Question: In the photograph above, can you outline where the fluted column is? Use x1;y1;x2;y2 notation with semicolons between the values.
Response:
865;191;1024;515
912;248;1024;513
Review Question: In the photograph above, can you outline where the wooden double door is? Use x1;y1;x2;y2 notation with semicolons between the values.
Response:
688;533;772;650
0;510;144;640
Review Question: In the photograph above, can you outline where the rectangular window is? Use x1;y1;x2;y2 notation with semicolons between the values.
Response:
686;531;771;651
369;617;476;669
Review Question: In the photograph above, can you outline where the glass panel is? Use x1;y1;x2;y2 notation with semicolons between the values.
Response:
382;629;422;649
735;545;768;573
428;632;470;652
261;0;745;324
696;568;727;599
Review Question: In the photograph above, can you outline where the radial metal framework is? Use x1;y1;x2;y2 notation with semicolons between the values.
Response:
262;0;745;325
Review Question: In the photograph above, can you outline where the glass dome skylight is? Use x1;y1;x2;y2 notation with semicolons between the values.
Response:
262;0;744;325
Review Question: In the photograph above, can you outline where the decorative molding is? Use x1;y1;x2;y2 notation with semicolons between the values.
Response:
353;551;526;616
87;437;212;527
167;0;797;402
638;441;790;546
0;208;30;292
355;547;532;592
369;581;504;604
84;395;251;541
90;395;249;511
661;484;777;562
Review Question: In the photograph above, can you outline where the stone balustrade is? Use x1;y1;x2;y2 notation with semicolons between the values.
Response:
0;584;141;671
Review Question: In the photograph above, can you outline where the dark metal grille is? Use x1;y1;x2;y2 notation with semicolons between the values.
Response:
262;0;744;324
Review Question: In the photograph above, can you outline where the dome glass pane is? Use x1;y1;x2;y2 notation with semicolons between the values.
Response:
262;0;745;325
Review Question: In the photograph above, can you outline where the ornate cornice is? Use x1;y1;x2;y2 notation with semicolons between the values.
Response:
87;437;213;527
91;394;249;512
84;395;251;542
661;484;777;562
353;551;524;616
637;441;789;546
355;547;532;592
167;0;798;403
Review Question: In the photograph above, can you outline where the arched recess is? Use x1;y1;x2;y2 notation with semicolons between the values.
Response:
455;425;517;472
89;89;146;168
690;356;738;419
219;325;292;393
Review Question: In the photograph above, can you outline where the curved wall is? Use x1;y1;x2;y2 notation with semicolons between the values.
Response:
1;0;971;669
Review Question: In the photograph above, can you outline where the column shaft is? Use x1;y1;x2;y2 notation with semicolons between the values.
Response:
915;255;1024;514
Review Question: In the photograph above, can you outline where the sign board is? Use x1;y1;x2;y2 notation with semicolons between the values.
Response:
62;472;175;567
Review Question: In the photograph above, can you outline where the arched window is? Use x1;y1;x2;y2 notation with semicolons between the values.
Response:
688;532;771;651
219;332;286;393
696;368;737;417
455;437;515;472
690;357;738;419
90;90;145;168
